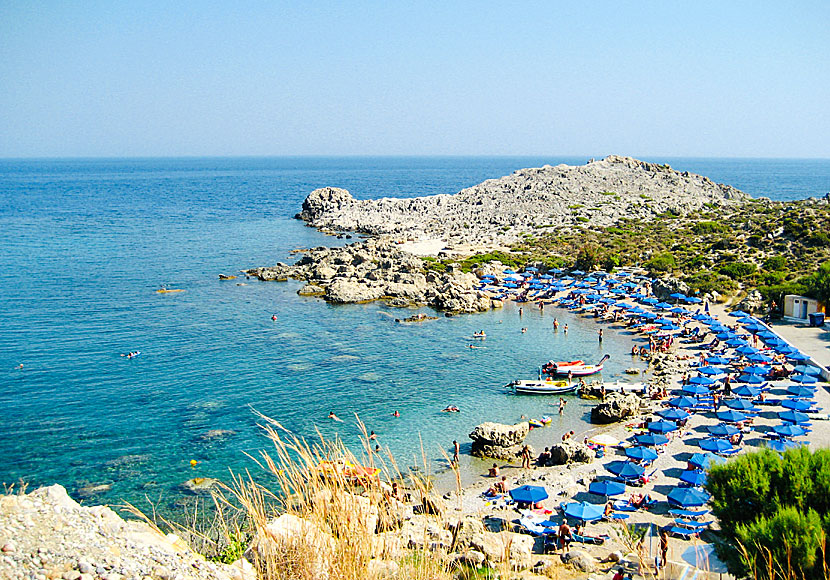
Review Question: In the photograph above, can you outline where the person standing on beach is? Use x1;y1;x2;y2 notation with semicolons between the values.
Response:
659;528;669;568
558;398;567;415
564;324;568;334
452;440;460;464
519;307;523;317
521;444;532;469
598;328;603;342
553;318;559;330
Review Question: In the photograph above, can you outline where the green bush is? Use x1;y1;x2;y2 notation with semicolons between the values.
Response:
719;262;757;279
645;252;676;273
706;448;830;579
805;261;830;304
693;221;727;234
763;255;787;271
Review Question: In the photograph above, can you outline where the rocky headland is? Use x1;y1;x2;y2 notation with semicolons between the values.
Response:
246;156;756;312
295;155;747;246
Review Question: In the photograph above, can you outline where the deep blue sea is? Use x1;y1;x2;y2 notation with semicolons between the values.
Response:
0;156;828;510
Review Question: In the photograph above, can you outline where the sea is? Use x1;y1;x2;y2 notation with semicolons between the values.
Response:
0;156;828;511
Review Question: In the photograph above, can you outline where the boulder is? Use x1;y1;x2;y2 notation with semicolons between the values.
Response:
400;515;452;551
469;422;530;448
450;517;487;551
561;549;598;573
651;277;691;300
449;550;486;568
245;513;334;579
366;559;400;579
297;283;326;296
296;187;356;222
471;531;534;569
326;279;385;303
181;477;221;494
590;393;640;424
548;441;594;465
737;290;765;314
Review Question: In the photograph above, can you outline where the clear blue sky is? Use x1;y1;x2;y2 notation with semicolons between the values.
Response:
1;1;828;158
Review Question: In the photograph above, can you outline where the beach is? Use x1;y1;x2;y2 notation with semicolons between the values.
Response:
433;292;830;578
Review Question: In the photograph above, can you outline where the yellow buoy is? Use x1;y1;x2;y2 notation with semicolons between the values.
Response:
190;459;198;467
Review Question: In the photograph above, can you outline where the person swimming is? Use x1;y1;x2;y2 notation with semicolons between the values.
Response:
328;411;343;422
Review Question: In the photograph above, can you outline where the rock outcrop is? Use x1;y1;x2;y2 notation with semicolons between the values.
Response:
246;238;499;313
590;393;640;424
0;485;245;580
469;422;530;460
295;156;748;246
548;441;594;465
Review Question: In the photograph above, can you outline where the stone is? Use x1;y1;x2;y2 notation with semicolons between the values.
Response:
469;421;529;448
224;558;256;580
548;441;594;465
400;515;452;551
326;279;385;303
449;549;486;567
591;393;640;424
737;289;765;314
245;514;334;579
180;477;220;494
562;549;598;573
471;531;534;569
297;283;326;296
366;558;400;579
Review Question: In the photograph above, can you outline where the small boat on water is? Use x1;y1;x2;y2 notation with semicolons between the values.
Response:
545;355;610;377
218;274;237;280
508;377;577;395
156;287;184;294
541;359;584;374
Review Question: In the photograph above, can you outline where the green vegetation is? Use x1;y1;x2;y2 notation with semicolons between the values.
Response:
805;261;830;304
645;252;676;273
706;447;830;579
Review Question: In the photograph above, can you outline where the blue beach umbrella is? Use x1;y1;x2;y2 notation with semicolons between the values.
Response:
626;446;659;462
689;375;716;386
680;470;708;487
717;332;739;340
683;384;710;396
693;313;713;321
563;501;605;523
668;396;697;409
717;410;748;423
726;338;748;347
707;423;740;437
772;424;808;438
789;373;818;384
735;346;759;356
737;374;765;384
699;438;735;453
510;485;549;504
746;353;773;364
793;365;822;376
641;297;658;304
686;296;703;304
649;420;679;434
779;410;810;424
766;439;800;452
726;399;758;412
657;408;690;421
641;311;658;319
744;323;766;333
781;399;813;412
669;292;687;300
788;352;811;362
656;302;673;309
668;487;711;507
787;385;816;398
729;310;749;317
606;461;646;480
742;365;770;375
571;270;585;276
635;433;670;447
588;480;627;498
689;452;726;470
732;385;761;398
705;355;730;365
697;366;725;376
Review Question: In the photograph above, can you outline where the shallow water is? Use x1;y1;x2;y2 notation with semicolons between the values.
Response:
0;156;826;511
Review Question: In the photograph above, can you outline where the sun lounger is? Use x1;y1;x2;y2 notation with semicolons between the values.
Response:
519;517;556;536
665;525;703;540
669;508;710;519
603;512;630;521
674;519;713;530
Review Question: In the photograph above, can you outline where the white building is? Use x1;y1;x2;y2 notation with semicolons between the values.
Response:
783;294;822;321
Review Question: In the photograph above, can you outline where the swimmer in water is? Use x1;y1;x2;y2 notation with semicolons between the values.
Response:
392;410;400;417
271;314;278;321
328;411;343;422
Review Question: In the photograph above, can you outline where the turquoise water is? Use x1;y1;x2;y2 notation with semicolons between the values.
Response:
0;156;827;510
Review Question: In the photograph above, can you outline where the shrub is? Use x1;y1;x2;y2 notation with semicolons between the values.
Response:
693;221;727;234
718;262;757;279
805;261;830;304
763;255;787;271
645;252;676;273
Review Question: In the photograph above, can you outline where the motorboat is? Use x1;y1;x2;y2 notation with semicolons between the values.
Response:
545;355;610;377
508;377;577;395
541;359;584;374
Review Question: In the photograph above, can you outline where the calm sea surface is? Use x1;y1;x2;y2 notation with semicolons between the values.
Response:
0;156;827;509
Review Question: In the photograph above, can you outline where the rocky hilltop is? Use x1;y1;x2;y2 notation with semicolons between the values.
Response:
296;155;748;245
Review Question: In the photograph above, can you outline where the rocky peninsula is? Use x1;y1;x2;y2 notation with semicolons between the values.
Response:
246;156;758;312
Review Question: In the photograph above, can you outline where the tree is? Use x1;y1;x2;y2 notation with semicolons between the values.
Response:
706;448;830;579
805;261;830;305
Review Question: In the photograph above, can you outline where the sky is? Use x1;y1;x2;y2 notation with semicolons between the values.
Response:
1;1;828;158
